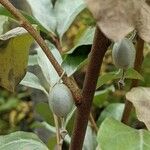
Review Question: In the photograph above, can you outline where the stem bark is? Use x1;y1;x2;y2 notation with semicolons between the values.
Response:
69;27;111;150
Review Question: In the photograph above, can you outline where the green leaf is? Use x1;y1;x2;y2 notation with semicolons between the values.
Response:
0;16;8;34
65;106;76;127
93;86;115;107
28;55;38;66
0;6;48;34
62;49;89;76
0;131;49;150
26;0;56;34
97;103;125;125
96;72;119;89
31;121;56;133
47;136;57;150
32;121;71;144
0;27;34;92
83;125;97;150
20;72;48;96
62;27;95;76
1;0;86;37
0;5;13;18
96;68;144;89
36;41;62;86
0;97;19;112
124;68;144;81
97;118;150;150
55;0;86;38
35;102;54;125
67;27;95;54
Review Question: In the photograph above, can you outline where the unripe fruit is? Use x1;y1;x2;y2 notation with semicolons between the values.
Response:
112;38;136;69
48;83;74;118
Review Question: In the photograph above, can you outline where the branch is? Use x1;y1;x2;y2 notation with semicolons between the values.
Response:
69;27;111;150
0;0;82;104
121;36;144;124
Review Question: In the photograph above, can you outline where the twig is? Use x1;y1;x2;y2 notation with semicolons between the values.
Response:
48;33;63;53
121;36;144;124
69;27;111;150
0;0;82;105
89;113;98;133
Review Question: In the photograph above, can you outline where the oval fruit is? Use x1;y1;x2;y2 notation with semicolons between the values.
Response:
112;38;136;69
48;83;74;118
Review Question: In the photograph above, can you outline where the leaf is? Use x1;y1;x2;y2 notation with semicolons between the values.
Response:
0;27;34;92
146;0;150;6
28;55;38;66
55;0;86;38
65;106;76;127
1;0;86;37
0;5;14;18
124;68;144;81
0;131;49;150
93;86;115;107
96;72;119;89
31;121;56;133
126;87;150;130
137;2;150;43
0;97;19;112
26;0;56;34
97;117;150;150
96;68;144;89
29;65;50;92
85;0;138;41
97;103;125;125
20;72;48;96
85;0;150;42
0;16;8;34
31;121;71;144
35;102;54;125
36;41;62;86
67;27;95;54
47;136;57;150
62;47;89;76
0;6;48;34
62;28;94;76
83;125;97;150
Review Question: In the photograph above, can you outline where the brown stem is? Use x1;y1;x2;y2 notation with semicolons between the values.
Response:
49;33;63;53
69;27;111;150
121;37;144;124
0;0;82;104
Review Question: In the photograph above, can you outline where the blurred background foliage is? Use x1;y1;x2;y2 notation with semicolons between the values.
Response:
0;0;150;149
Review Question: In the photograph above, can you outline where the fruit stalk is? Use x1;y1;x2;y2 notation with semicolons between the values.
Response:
53;114;62;150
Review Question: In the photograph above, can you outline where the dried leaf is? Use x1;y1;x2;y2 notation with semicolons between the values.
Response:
146;0;150;6
126;87;150;130
136;3;150;42
85;0;150;42
85;0;140;41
